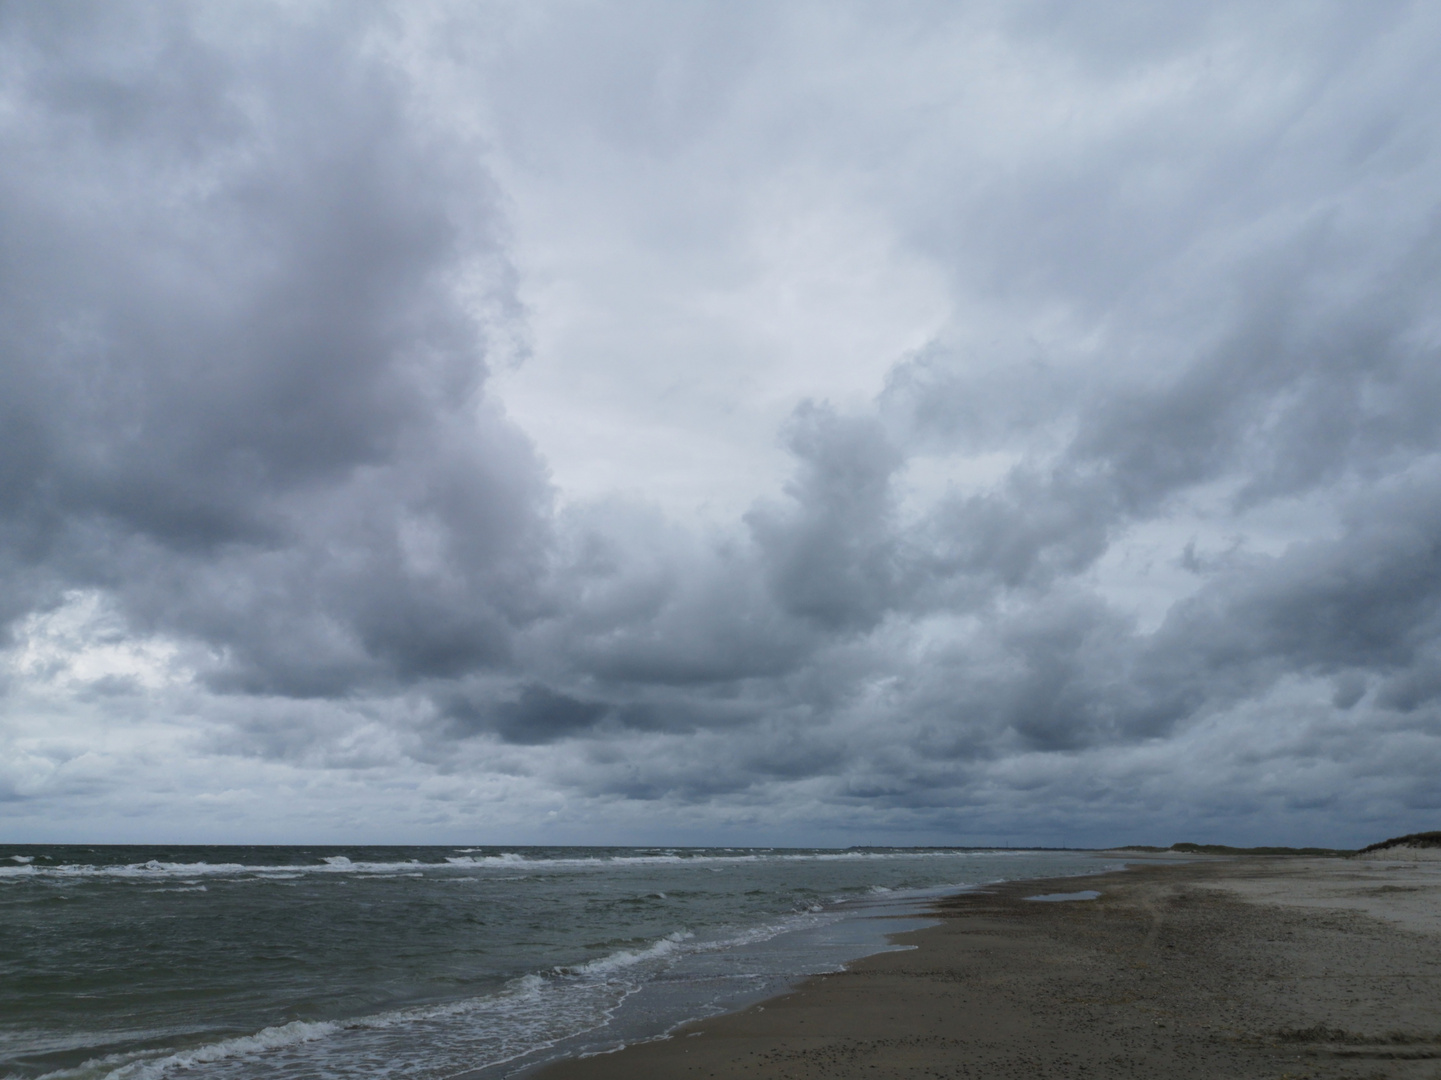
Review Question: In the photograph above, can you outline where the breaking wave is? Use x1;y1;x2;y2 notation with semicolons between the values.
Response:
0;847;1041;882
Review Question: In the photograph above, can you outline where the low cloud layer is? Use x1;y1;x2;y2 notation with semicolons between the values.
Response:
3;1;1440;846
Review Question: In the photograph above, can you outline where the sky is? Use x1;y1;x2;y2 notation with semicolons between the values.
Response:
2;0;1440;848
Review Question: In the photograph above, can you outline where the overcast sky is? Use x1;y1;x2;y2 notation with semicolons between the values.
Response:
3;0;1440;847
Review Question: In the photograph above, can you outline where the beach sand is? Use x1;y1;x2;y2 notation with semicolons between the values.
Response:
533;854;1441;1079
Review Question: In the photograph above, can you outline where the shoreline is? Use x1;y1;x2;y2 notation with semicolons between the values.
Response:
530;854;1441;1079
467;850;1121;1079
0;846;1114;1080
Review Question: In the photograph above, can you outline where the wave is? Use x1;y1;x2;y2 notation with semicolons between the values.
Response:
17;1019;341;1080
22;927;739;1080
2;871;1064;1080
439;849;985;870
0;858;428;880
0;848;1022;882
23;907;857;1080
23;974;558;1080
562;930;694;976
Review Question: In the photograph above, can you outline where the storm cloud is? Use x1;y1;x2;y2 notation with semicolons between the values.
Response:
3;0;1441;846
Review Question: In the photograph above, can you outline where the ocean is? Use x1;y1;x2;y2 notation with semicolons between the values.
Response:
1;845;1115;1080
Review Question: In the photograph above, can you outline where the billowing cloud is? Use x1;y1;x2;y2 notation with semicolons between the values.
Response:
3;0;1441;846
0;2;550;698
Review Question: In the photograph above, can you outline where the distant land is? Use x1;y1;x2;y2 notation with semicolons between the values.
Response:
1116;842;1356;856
1357;829;1441;854
1116;830;1441;857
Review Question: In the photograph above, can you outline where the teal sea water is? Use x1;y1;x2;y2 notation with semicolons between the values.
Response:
1;845;1114;1079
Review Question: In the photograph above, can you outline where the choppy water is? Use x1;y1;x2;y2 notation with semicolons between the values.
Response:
1;845;1113;1079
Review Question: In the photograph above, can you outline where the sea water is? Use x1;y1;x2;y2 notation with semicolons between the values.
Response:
0;845;1114;1079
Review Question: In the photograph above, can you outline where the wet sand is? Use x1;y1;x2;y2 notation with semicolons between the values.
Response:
534;853;1441;1079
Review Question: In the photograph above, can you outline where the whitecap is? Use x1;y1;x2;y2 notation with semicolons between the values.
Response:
562;931;694;977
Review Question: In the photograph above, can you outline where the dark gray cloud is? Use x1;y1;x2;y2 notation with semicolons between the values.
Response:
748;403;904;631
1;2;550;697
446;684;609;746
3;0;1441;843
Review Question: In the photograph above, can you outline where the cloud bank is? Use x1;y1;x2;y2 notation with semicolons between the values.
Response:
3;1;1440;845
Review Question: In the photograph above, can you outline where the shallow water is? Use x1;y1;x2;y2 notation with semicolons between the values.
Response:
1;845;1113;1079
1024;889;1102;902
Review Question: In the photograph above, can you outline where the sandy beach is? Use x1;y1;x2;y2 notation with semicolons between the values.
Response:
534;854;1441;1079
